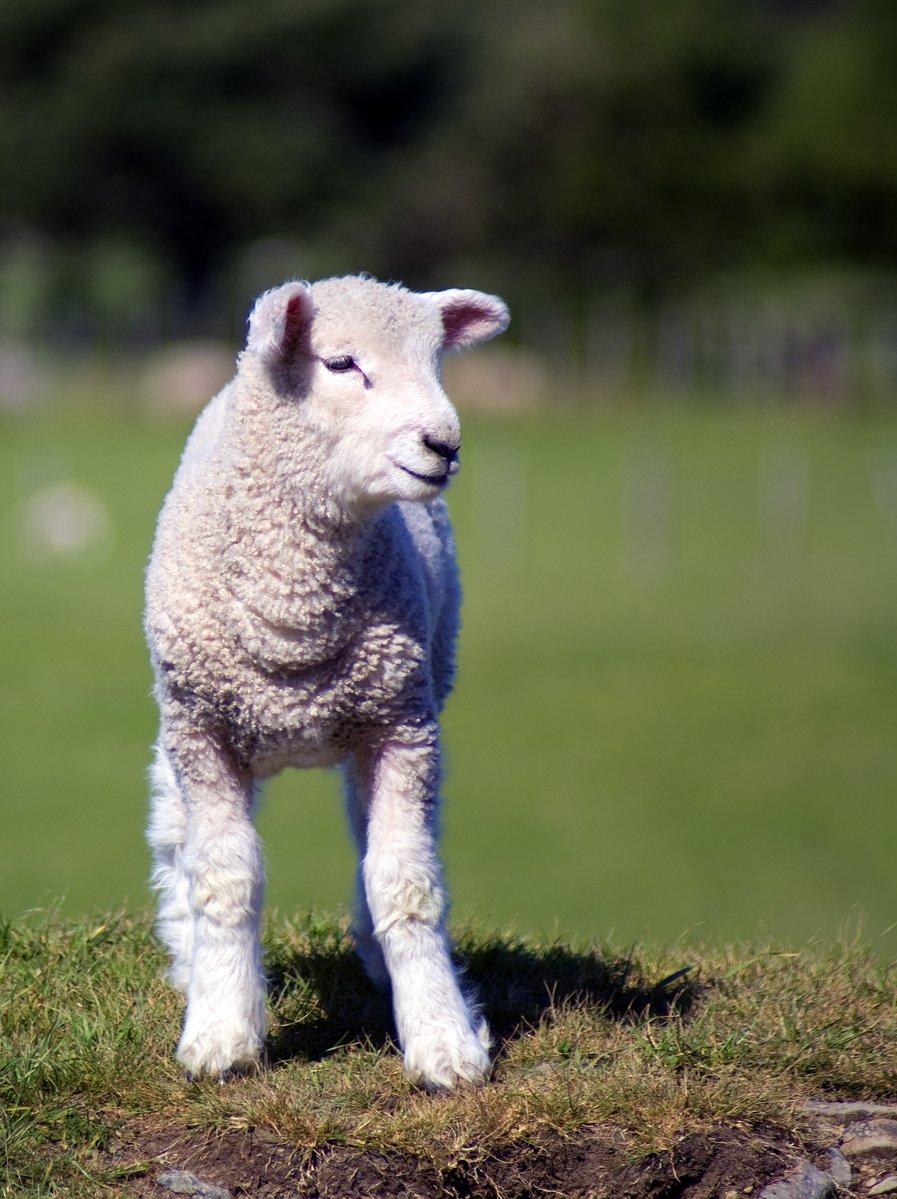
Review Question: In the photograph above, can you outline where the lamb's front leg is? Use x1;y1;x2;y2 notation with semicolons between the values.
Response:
357;729;491;1089
160;726;267;1078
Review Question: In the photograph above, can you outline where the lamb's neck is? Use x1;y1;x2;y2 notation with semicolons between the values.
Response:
226;375;366;543
219;462;384;668
230;468;374;582
217;385;387;659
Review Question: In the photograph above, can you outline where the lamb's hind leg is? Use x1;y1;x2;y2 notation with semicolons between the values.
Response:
343;758;388;990
147;738;193;989
155;726;267;1078
356;729;491;1090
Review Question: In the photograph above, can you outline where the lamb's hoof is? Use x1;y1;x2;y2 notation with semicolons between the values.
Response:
184;1063;259;1085
177;1033;263;1082
404;1017;492;1091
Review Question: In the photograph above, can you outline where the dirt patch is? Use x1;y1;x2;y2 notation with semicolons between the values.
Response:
105;1119;802;1198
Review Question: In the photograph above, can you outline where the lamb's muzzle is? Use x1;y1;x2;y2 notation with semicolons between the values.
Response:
423;434;461;471
398;433;461;488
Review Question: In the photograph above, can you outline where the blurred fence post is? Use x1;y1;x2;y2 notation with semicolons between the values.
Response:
757;443;810;565
468;439;528;577
868;451;897;560
621;445;673;578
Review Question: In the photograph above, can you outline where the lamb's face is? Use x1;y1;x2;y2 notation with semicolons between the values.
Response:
305;282;462;509
246;275;509;514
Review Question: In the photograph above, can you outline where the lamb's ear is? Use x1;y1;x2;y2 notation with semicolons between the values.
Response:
424;288;510;351
246;281;314;365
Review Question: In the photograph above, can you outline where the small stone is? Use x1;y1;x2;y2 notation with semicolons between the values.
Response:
841;1119;897;1158
821;1147;853;1187
868;1176;897;1197
759;1159;835;1199
157;1168;232;1199
802;1102;897;1124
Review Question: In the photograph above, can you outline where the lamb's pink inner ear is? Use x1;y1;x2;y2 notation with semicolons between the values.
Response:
248;283;314;365
281;291;312;360
433;291;510;350
442;302;486;348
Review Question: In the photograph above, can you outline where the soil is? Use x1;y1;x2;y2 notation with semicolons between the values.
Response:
104;1118;810;1199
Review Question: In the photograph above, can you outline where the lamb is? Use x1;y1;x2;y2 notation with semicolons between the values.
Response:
144;274;510;1091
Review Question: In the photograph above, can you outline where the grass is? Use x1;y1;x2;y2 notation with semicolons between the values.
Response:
3;908;897;1196
1;388;896;950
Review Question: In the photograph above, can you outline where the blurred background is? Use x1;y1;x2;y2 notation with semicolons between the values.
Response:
2;0;896;952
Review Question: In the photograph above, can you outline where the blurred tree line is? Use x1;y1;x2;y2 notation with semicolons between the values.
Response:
1;0;897;378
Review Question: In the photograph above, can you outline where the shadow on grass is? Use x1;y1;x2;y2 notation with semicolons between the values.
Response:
460;934;701;1046
264;926;701;1068
265;933;394;1067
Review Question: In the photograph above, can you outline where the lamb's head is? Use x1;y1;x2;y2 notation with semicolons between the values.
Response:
243;274;509;512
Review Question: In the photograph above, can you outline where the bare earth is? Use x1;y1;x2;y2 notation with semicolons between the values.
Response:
104;1108;886;1199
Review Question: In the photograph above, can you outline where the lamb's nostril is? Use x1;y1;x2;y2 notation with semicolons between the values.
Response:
423;435;460;463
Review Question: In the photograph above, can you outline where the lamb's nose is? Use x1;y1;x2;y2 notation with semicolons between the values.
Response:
423;434;461;474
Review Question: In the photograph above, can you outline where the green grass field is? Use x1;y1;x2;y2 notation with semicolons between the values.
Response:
2;392;896;952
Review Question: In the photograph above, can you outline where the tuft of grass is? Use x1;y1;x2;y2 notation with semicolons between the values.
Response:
0;909;178;1196
2;908;897;1195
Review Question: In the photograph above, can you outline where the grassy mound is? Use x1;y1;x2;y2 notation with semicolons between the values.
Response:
3;909;895;1196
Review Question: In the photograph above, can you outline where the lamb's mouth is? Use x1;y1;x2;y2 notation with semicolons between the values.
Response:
397;463;454;488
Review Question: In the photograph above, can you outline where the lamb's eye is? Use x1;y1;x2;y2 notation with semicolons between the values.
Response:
324;355;356;373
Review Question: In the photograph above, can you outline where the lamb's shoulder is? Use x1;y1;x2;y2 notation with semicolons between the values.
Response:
175;383;233;477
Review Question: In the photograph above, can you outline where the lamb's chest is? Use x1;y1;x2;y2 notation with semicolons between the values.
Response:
239;616;430;774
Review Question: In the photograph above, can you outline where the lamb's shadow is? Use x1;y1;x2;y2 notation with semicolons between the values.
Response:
461;936;700;1048
265;930;700;1069
266;936;394;1067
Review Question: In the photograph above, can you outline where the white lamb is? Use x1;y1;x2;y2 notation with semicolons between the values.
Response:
145;274;509;1090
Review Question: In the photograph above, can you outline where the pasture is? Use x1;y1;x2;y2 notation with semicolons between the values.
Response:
2;384;896;952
